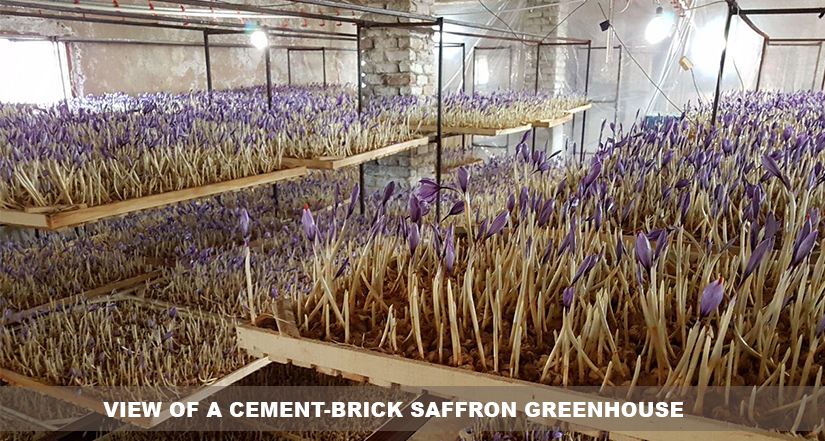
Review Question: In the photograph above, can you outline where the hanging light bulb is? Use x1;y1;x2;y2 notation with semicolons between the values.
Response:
250;30;269;50
645;7;675;44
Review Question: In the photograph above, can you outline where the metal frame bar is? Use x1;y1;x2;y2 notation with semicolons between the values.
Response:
286;47;332;85
715;0;825;117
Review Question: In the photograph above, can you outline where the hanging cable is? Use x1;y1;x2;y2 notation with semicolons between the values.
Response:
448;0;585;16
475;0;525;44
596;2;688;117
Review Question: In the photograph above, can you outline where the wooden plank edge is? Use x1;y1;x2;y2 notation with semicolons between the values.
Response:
281;137;430;170
235;324;794;441
7;271;161;324
566;104;593;115
533;114;574;128
2;167;307;231
0;358;271;429
415;125;532;136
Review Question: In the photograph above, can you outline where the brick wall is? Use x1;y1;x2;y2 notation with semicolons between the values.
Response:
522;0;568;93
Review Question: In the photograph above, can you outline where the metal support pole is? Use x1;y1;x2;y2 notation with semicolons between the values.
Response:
614;46;623;130
356;23;365;214
755;39;768;90
531;43;541;153
435;17;444;220
461;43;467;152
579;41;592;163
265;48;273;110
287;49;293;85
322;47;328;85
813;42;823;90
203;31;213;94
711;4;734;127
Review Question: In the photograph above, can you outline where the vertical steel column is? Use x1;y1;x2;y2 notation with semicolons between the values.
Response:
755;39;768;90
813;42;823;90
435;17;444;220
711;4;734;127
579;41;592;163
266;46;279;206
356;23;366;215
203;31;213;94
531;43;541;152
461;43;467;152
287;50;293;84
614;46;623;130
322;47;328;85
265;48;273;110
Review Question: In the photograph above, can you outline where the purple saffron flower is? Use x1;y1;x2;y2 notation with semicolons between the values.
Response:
416;178;442;203
616;237;627;263
563;287;574;309
635;232;652;271
743;237;773;281
334;258;350;279
699;278;724;317
409;223;420;256
381;181;396;206
239;209;250;239
476;217;488;242
792;230;818;266
572;254;600;284
408;195;422;225
761;154;790;189
817;315;825;337
457;167;470;193
506;194;515;213
346;184;360;218
444;201;465;219
486;210;509;239
444;225;455;274
301;206;317;242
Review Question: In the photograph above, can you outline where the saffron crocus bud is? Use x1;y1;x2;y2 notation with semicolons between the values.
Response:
301;206;317;242
381;181;395;206
444;201;465;219
761;154;791;189
506;194;515;212
572;254;600;284
743;237;773;281
408;195;422;225
563;287;574;309
616;236;627;263
792;230;818;267
346;183;360;219
486;210;509;239
444;225;455;274
457;166;470;193
239;208;250;240
634;232;652;271
699;278;724;317
408;223;420;256
334;258;349;279
475;217;488;242
817;315;825;337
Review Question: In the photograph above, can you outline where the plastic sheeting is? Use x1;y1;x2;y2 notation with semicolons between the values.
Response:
435;0;825;156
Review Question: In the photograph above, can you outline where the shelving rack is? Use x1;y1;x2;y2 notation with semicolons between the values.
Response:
0;1;598;439
710;0;825;124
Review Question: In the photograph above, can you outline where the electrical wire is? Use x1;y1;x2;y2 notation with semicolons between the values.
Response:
448;0;585;16
682;0;726;11
596;2;688;116
690;68;705;105
475;0;525;44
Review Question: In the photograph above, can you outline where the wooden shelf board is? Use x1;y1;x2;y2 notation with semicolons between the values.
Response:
7;271;161;324
281;137;430;170
532;113;574;128
415;125;533;137
566;103;593;115
0;358;270;429
0;167;307;231
237;323;793;441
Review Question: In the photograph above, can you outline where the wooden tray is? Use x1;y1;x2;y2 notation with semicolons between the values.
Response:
280;137;430;170
566;103;593;115
0;167;307;231
237;320;793;441
532;113;573;128
415;125;533;137
0;359;271;429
